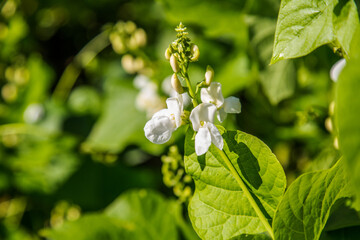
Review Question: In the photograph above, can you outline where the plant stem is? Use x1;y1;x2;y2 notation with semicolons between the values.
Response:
52;30;110;102
183;72;198;107
215;147;275;239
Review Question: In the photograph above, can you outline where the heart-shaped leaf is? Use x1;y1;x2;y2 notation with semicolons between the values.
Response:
184;127;286;239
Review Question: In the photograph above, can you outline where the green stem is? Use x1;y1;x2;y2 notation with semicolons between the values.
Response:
215;147;275;240
52;30;110;102
183;72;198;107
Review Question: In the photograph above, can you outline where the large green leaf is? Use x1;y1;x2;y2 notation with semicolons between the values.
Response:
41;214;136;240
273;159;353;240
105;189;179;240
271;0;359;64
84;82;145;153
336;46;360;209
42;189;185;240
184;126;286;239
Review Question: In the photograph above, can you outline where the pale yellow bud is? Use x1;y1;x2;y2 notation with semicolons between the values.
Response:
109;33;126;54
124;21;136;34
205;65;214;85
171;73;184;94
1;83;18;102
133;28;147;47
325;117;333;132
133;57;145;71
190;44;200;61
170;54;180;73
121;54;135;74
165;47;171;60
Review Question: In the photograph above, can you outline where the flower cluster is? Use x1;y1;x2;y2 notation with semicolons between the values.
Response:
144;23;241;156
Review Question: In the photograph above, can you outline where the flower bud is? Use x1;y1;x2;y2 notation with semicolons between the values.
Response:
121;54;135;74
205;65;214;85
170;54;180;73
133;28;147;47
190;44;200;61
165;47;171;60
171;73;184;94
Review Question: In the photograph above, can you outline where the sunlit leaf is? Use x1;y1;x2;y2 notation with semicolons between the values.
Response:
336;34;360;209
184;126;286;239
271;0;359;64
273;159;353;240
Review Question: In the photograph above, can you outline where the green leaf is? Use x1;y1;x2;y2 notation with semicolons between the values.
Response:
218;52;258;97
84;82;145;153
184;127;286;239
273;159;353;240
260;59;296;105
336;48;360;209
105;189;179;240
41;214;136;240
271;0;359;64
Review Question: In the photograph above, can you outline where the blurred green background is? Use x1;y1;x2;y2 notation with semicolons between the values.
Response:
0;0;349;239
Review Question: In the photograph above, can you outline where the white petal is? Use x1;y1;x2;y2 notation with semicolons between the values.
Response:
217;108;227;122
133;74;150;89
166;97;182;128
195;127;212;156
190;103;217;131
224;96;241;113
330;58;346;82
144;115;174;144
200;82;224;108
181;92;192;108
152;109;170;118
207;123;224;150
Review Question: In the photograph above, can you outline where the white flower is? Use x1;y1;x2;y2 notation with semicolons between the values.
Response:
201;82;241;122
330;58;346;82
190;103;224;156
144;95;183;144
134;75;165;118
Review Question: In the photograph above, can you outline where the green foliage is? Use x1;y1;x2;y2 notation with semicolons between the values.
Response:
105;189;179;240
260;59;295;105
184;126;286;239
271;0;359;64
336;28;360;209
42;189;193;240
273;159;356;240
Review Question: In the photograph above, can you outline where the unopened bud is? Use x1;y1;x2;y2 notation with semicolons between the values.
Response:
121;54;135;74
190;44;200;61
171;73;184;94
170;54;180;73
205;65;214;85
165;47;171;60
133;28;147;47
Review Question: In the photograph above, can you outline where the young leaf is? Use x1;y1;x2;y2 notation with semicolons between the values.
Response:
184;127;286;239
271;0;359;64
273;159;353;240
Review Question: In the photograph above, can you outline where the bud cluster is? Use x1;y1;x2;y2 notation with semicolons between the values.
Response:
161;145;193;203
144;23;242;156
109;21;147;55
